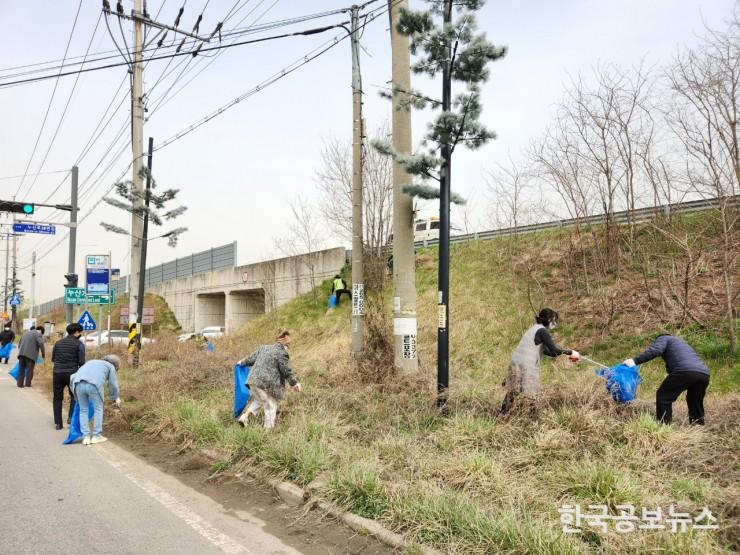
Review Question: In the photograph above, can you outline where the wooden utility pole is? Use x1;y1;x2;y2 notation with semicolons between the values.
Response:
350;5;365;358
388;0;418;372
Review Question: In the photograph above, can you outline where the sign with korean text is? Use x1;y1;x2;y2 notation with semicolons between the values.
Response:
12;223;56;235
86;254;110;294
64;287;86;305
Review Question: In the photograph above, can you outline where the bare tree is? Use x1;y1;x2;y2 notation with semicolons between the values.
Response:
485;154;532;230
274;196;326;303
666;12;740;348
315;124;394;256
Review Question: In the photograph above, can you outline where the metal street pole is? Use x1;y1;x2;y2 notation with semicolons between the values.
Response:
350;5;365;359
3;229;9;316
29;251;36;319
436;0;453;412
128;0;146;347
133;137;154;368
11;214;18;333
65;166;78;325
388;0;418;372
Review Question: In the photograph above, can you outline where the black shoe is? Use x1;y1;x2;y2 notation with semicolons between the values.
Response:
55;424;63;430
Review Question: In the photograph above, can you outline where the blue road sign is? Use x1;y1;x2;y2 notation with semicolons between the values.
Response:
8;295;21;307
78;310;97;331
12;223;56;235
86;254;110;295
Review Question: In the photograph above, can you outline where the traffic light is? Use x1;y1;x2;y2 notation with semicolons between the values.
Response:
0;200;34;214
64;273;79;288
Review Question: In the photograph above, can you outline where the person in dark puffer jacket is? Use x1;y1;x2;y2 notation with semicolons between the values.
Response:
51;323;85;429
624;334;710;425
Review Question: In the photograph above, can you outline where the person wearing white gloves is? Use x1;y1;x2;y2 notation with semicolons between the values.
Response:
624;334;710;425
70;354;122;445
236;331;301;429
502;308;580;413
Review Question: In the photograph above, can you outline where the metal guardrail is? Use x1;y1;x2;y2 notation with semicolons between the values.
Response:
33;241;237;317
414;195;739;248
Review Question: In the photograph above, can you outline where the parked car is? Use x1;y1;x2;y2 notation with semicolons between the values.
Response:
84;329;155;350
177;326;225;343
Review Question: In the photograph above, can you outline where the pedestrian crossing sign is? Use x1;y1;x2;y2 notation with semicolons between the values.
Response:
78;310;96;331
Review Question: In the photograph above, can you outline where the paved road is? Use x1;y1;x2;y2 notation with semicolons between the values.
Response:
0;356;300;555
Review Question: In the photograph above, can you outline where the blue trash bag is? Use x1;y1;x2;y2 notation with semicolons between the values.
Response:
233;364;251;419
9;362;19;381
595;364;643;404
0;342;15;359
327;294;337;309
36;356;44;365
207;341;215;353
63;400;96;445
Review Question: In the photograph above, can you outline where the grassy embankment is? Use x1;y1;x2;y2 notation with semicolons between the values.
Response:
115;226;737;554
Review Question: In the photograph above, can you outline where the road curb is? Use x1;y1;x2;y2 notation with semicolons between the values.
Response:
202;448;439;555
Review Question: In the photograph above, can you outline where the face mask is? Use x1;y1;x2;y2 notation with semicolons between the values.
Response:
549;321;558;330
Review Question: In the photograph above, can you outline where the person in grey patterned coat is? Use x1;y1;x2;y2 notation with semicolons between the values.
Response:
236;331;301;429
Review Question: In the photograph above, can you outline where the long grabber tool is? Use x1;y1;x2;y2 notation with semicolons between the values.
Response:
581;355;609;369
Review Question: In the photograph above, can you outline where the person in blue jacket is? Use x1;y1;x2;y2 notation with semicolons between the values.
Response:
624;335;710;425
70;354;122;445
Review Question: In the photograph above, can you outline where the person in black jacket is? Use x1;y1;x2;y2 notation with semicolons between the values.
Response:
624;335;710;425
0;324;15;363
51;323;85;430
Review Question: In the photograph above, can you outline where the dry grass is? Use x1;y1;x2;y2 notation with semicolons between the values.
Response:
111;232;738;554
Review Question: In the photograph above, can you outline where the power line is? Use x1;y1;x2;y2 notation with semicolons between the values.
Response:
19;12;103;203
154;5;386;151
13;0;84;197
0;169;69;181
0;7;353;87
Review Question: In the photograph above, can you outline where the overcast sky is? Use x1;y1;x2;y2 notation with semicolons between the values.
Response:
0;0;736;306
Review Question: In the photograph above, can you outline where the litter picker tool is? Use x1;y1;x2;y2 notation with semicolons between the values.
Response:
581;355;609;369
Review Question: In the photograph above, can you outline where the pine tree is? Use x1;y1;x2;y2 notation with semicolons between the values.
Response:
374;0;505;408
373;0;506;202
100;167;187;246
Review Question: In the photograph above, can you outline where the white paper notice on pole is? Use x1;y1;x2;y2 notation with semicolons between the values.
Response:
352;283;365;316
392;296;401;313
402;334;417;359
393;317;417;336
438;305;447;329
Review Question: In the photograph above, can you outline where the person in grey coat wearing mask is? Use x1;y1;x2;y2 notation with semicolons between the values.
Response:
501;308;580;413
236;330;302;429
16;326;45;388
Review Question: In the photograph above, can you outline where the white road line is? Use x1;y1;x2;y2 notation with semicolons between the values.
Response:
100;455;253;555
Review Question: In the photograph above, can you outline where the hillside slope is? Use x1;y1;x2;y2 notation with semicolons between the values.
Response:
119;219;738;554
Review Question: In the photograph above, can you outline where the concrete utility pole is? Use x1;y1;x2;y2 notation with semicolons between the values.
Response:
29;251;36;320
388;0;418;372
65;165;78;325
3;228;8;316
350;6;365;358
128;0;146;338
11;219;17;333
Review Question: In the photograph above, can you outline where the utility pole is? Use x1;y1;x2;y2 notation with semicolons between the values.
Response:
436;0;453;411
128;0;146;345
29;251;36;320
65;165;78;325
132;137;154;368
3;229;8;316
11;219;18;333
388;0;418;372
350;6;365;359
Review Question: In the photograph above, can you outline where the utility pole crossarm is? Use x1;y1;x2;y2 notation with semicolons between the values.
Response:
105;6;213;42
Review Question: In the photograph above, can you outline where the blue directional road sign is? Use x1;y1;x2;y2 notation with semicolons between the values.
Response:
12;223;56;235
8;295;21;307
78;310;97;331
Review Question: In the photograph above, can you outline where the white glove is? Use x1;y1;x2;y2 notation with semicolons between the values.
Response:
623;358;636;367
569;350;581;362
293;382;302;393
114;398;122;408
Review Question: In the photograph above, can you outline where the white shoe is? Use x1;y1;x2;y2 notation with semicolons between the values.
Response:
90;435;108;444
82;436;92;445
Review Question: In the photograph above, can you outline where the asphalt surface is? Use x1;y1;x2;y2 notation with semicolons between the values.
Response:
0;354;300;555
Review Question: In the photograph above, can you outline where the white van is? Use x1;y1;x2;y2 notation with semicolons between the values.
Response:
387;217;442;245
